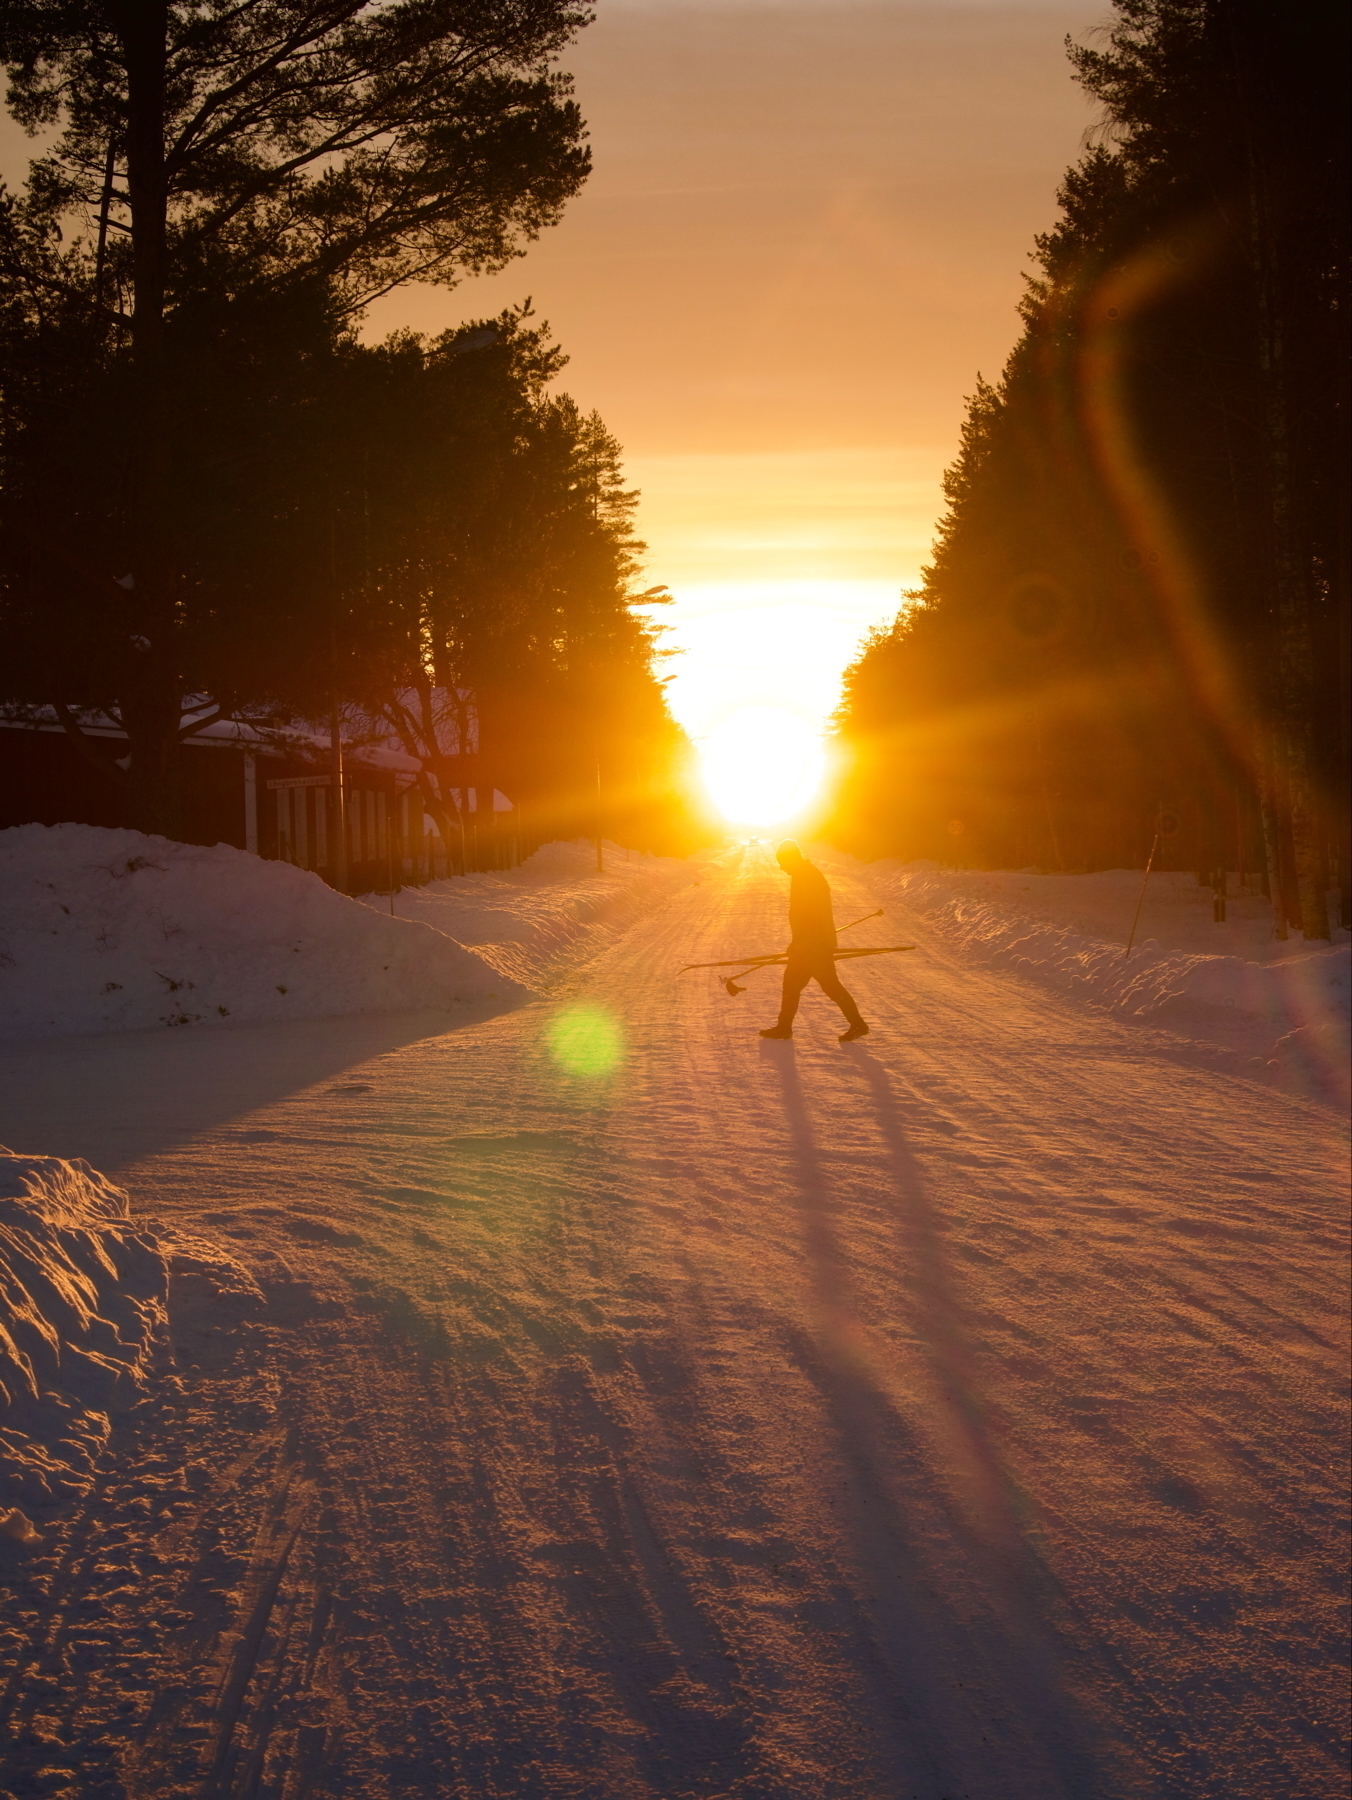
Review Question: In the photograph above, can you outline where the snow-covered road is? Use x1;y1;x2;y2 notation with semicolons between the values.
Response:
2;845;1346;1799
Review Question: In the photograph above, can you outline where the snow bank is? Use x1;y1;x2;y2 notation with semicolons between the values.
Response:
0;823;528;1039
359;839;698;989
870;863;1349;1095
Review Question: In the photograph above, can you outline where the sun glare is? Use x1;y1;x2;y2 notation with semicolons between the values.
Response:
548;1004;624;1077
700;706;825;826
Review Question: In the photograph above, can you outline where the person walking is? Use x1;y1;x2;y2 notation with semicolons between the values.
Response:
759;840;869;1042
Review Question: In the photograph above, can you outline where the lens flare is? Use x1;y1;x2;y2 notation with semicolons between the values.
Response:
700;706;825;826
548;1005;624;1077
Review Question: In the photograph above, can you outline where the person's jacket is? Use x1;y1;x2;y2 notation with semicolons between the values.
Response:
788;861;836;955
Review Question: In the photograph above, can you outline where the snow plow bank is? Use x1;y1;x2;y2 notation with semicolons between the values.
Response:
0;823;530;1039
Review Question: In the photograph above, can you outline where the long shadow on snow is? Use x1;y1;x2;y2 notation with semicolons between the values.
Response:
0;998;519;1173
759;1037;1146;1800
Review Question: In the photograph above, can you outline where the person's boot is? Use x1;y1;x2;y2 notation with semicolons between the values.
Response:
759;1024;793;1039
838;1015;869;1042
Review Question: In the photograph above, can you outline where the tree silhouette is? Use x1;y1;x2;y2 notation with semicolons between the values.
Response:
835;0;1348;936
0;0;592;832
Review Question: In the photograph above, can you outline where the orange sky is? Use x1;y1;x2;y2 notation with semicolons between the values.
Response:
0;1;1105;747
365;0;1105;741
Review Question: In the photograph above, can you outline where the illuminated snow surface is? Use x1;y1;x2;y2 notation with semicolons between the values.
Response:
0;840;1346;1799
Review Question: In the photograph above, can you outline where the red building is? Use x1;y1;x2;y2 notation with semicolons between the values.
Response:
0;715;520;890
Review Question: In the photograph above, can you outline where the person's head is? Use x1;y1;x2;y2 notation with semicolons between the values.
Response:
775;839;804;871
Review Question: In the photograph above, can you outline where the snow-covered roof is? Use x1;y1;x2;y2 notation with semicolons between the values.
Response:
0;707;424;777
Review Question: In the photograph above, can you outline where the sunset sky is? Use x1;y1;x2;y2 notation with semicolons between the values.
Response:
0;0;1105;750
367;0;1105;745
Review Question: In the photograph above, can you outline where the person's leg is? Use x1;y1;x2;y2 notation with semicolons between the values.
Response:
763;959;811;1034
778;959;813;1026
816;963;866;1031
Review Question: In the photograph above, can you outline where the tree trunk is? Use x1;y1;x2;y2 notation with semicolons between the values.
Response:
415;777;463;878
122;686;182;839
115;0;182;838
1258;728;1290;938
373;683;468;877
1239;17;1330;941
1336;358;1352;930
1274;755;1302;935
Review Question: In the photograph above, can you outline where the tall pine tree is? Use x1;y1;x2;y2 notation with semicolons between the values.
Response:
835;0;1349;936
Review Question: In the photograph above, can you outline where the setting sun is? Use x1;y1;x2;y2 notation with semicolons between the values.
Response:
699;706;825;827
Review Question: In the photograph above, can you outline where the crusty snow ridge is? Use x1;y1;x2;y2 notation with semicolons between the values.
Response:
0;1151;260;1532
0;823;528;1038
0;1150;167;1517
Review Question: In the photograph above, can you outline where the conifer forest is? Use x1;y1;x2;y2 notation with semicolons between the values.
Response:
0;0;688;856
833;0;1349;940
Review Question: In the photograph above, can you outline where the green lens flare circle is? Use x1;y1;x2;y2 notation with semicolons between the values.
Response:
547;1005;624;1077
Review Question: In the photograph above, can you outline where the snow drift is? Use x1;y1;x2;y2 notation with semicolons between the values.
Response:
870;862;1349;1097
358;838;699;989
0;823;528;1039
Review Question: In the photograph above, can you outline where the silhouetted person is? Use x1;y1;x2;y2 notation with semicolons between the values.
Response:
760;841;869;1042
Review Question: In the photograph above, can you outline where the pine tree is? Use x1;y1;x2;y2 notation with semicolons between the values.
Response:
0;0;592;834
834;0;1349;933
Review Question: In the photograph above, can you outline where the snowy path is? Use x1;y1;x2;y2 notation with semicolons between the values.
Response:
2;846;1346;1799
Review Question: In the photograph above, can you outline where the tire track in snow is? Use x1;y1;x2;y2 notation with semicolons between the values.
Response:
802;850;1347;1798
609;847;1138;1797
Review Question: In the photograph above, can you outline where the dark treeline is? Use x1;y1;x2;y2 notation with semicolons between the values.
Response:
318;311;691;856
0;0;695;859
834;0;1349;938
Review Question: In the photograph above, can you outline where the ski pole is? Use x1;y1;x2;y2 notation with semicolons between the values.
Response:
837;907;883;934
679;952;789;973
